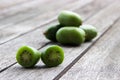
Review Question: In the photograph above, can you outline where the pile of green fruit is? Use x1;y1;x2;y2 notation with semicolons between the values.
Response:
44;10;98;45
16;11;98;68
16;45;64;68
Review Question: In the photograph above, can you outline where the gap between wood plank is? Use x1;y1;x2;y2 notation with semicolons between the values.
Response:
0;62;16;73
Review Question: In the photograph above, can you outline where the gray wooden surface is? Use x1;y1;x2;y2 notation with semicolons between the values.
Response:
0;0;120;80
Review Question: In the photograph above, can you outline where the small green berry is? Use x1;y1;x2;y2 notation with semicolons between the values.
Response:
80;24;97;41
44;24;61;42
56;27;85;45
58;11;82;26
16;46;41;68
41;45;64;67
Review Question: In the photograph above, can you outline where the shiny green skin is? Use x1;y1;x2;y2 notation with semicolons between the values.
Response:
80;25;97;41
58;11;82;26
56;27;85;45
16;46;41;68
44;24;61;42
41;45;64;67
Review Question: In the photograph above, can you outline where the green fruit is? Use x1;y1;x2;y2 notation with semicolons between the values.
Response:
80;25;97;41
44;24;61;42
56;27;85;45
16;46;41;68
58;11;82;26
41;45;64;67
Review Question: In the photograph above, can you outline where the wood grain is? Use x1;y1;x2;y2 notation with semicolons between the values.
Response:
0;0;50;19
0;1;120;80
0;0;73;23
0;0;32;10
60;17;120;80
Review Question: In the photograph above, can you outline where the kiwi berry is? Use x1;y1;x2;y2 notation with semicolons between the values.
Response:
16;46;41;68
80;24;97;41
58;10;82;26
44;24;62;42
56;27;85;45
41;45;64;67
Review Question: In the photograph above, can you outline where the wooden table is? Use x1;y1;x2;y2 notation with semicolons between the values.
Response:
0;0;120;80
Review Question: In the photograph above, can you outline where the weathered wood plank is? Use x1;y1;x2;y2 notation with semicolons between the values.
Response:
0;0;92;44
60;17;120;80
0;0;72;22
0;0;50;19
0;0;92;71
0;0;32;10
0;0;50;29
0;1;120;80
0;0;115;44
